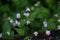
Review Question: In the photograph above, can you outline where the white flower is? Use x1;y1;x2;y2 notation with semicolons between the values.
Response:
58;19;60;22
24;13;30;17
16;13;21;19
0;33;2;38
33;32;38;36
26;20;30;25
57;25;60;30
43;21;47;27
44;24;47;27
17;22;20;26
54;14;58;17
45;30;51;36
26;7;30;12
15;20;20;26
8;17;11;20
7;32;10;35
31;7;34;10
34;1;40;6
9;19;14;23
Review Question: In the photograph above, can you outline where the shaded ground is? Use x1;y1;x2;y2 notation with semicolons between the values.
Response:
0;30;60;40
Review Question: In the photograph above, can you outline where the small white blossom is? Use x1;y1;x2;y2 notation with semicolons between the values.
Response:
34;1;40;6
15;20;18;24
57;25;60;30
17;22;20;26
54;14;58;17
45;30;51;36
16;13;21;19
0;33;2;38
33;32;38;36
58;19;60;22
9;19;14;23
24;13;30;17
7;32;10;35
8;17;11;20
26;20;30;25
43;21;47;27
44;24;47;27
31;7;34;10
15;20;20;26
26;7;30;12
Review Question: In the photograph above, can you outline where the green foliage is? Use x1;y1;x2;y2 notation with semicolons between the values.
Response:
15;28;25;36
0;0;59;39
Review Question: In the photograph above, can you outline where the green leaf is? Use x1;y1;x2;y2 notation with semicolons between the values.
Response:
2;21;11;33
24;36;29;40
2;21;11;39
46;0;53;8
47;18;57;30
15;28;25;36
37;7;49;20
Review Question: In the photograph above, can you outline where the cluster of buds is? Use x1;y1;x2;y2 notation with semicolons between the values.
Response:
8;13;21;27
